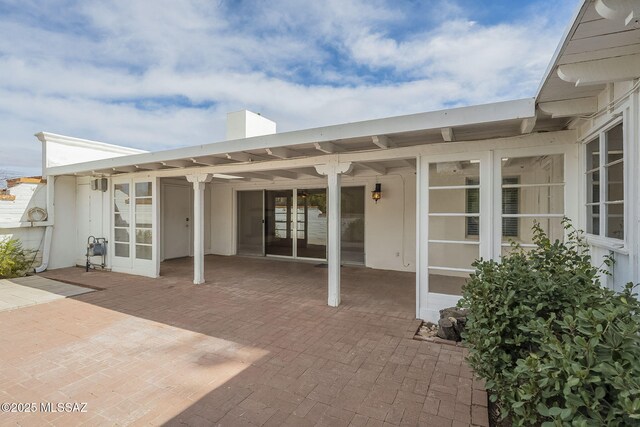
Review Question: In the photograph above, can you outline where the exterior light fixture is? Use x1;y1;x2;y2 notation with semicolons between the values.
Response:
371;183;382;203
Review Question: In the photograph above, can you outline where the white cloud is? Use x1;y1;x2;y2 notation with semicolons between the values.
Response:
0;0;577;175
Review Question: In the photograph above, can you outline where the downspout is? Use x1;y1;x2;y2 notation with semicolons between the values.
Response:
34;175;54;273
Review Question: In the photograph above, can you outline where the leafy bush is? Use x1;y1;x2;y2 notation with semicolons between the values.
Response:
460;220;640;426
0;237;34;278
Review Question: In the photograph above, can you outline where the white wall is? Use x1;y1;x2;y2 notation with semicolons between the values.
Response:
575;80;639;292
75;177;109;266
38;133;146;172
0;182;48;266
363;173;416;271
211;184;236;256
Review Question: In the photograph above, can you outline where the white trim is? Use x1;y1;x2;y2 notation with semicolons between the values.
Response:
428;266;475;273
501;214;565;218
427;239;480;245
428;213;480;217
585;234;627;254
428;185;480;190
534;0;589;100
44;100;541;176
415;156;422;319
36;132;147;155
502;182;565;189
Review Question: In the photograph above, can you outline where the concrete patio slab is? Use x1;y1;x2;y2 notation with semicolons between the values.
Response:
0;276;94;312
0;255;488;426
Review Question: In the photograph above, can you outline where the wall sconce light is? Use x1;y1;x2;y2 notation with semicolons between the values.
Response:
371;183;382;203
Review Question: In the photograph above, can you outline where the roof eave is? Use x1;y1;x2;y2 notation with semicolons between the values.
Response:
44;98;535;176
534;0;590;102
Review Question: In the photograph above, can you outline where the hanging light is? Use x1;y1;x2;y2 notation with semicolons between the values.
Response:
371;183;382;203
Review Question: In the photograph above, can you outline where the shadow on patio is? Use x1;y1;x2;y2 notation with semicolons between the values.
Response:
27;255;487;425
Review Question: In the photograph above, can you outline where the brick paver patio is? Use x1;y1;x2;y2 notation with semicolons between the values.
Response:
0;255;488;426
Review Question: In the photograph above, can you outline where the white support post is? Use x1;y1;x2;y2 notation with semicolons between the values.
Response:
186;173;212;284
315;162;353;307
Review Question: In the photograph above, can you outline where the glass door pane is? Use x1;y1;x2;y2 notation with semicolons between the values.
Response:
113;183;131;258
500;154;564;255
297;189;327;259
237;190;264;256
341;186;365;264
134;182;153;260
427;160;480;296
265;190;293;256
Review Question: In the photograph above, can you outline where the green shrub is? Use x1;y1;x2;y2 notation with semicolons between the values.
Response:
460;220;640;426
0;237;34;278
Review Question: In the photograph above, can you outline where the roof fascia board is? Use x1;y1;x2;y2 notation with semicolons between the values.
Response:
45;98;535;176
36;132;147;155
534;0;590;101
98;130;576;179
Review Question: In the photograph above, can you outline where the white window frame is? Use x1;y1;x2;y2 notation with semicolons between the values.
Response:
582;116;628;253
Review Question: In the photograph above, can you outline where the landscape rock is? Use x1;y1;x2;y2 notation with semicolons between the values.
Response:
436;306;469;342
439;307;468;320
437;318;459;341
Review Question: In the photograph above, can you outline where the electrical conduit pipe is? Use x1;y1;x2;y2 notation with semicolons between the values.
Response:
34;175;54;273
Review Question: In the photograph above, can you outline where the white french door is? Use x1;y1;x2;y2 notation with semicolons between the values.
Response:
418;152;492;320
111;177;158;277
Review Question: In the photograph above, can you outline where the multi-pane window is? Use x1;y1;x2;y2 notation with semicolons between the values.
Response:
585;123;624;240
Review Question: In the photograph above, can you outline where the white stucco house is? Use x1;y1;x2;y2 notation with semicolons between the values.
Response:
19;0;640;321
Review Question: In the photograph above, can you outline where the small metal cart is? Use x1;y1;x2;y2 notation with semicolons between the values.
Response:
86;236;107;272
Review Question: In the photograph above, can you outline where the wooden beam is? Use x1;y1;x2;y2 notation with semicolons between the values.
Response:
226;152;253;162
135;163;164;170
240;172;273;180
81;131;575;180
268;170;298;180
358;162;387;175
92;169;114;175
295;167;322;178
520;116;536;134
371;135;393;149
539;98;597;118
314;141;344;154
441;127;455;142
191;156;226;166
162;160;192;168
401;159;416;171
265;147;294;159
113;166;138;173
557;53;640;86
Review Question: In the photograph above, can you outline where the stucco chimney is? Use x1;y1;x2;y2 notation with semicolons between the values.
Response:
226;110;276;140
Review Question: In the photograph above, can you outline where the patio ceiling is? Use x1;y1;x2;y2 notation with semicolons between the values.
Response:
41;98;541;179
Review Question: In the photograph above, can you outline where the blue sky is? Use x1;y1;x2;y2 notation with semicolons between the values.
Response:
0;0;580;176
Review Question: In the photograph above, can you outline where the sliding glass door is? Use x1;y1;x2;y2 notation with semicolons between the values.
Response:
341;187;365;264
237;186;364;263
265;190;294;256
237;190;264;256
296;189;327;259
